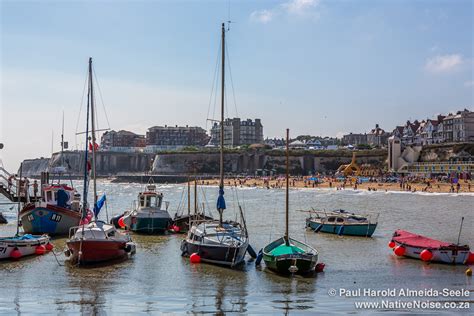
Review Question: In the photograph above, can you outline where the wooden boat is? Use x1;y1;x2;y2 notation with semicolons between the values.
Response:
20;184;83;235
390;229;471;264
262;129;318;275
0;234;51;260
121;182;171;234
65;57;136;265
180;24;250;267
306;209;378;237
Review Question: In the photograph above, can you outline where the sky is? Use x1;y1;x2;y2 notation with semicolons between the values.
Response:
1;0;473;171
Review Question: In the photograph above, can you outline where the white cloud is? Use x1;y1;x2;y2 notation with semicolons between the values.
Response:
424;54;463;73
250;0;320;24
250;9;274;24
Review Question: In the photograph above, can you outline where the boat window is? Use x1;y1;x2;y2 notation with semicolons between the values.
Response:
149;196;157;207
327;217;336;222
336;217;344;223
46;191;53;202
139;196;145;207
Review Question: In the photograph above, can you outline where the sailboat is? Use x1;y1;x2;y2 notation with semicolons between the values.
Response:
262;129;318;275
180;23;249;267
65;58;136;265
172;178;212;233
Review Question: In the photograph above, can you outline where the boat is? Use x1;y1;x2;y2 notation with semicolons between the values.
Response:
305;209;378;237
0;234;51;260
261;129;318;275
180;23;250;267
0;212;7;224
389;229;472;264
65;57;136;265
20;114;84;235
120;181;172;234
20;184;83;235
171;178;213;233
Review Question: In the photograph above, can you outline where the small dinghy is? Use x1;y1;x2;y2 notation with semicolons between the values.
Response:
389;229;471;264
0;212;7;224
306;209;378;237
0;234;51;260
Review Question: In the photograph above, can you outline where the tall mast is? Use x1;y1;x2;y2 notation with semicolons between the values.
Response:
285;128;289;245
82;60;91;219
89;57;98;214
59;111;64;183
217;22;226;226
187;178;190;216
220;22;225;189
194;177;198;215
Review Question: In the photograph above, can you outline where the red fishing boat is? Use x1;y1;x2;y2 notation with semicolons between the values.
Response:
389;229;473;264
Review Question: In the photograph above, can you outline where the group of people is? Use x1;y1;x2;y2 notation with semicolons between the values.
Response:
6;174;39;198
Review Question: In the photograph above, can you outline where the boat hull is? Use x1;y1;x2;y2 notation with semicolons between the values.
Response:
130;217;170;234
392;241;470;264
307;219;377;237
66;239;128;264
181;239;248;267
263;254;318;275
20;204;81;235
0;235;50;260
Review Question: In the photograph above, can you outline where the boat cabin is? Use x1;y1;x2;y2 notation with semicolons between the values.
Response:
41;184;78;210
138;184;163;209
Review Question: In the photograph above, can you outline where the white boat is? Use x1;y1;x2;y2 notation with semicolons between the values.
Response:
0;234;51;260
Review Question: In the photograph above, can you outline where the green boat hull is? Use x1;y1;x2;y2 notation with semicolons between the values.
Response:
130;217;170;234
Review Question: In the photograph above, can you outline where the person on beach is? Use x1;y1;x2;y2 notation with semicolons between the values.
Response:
456;182;460;193
33;180;38;198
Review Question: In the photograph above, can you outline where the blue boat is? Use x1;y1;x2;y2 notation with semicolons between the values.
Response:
306;209;378;237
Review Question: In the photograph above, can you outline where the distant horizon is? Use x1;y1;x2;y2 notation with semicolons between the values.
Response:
1;0;472;171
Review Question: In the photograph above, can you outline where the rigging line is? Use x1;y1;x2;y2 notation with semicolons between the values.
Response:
206;39;222;131
225;43;239;118
224;82;229;121
175;183;186;215
75;67;89;149
92;67;112;131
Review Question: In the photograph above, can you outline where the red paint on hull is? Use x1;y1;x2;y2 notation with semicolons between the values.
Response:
66;240;127;264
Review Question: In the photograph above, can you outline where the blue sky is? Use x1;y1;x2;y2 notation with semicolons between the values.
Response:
1;0;472;170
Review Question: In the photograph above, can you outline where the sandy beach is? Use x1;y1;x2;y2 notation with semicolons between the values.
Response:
196;177;474;194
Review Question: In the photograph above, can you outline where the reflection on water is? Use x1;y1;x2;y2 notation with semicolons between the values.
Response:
0;182;473;314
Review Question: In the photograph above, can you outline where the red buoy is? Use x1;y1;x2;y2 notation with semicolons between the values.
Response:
173;225;180;233
388;241;396;248
315;263;325;273
420;249;433;262
190;252;201;263
35;245;46;255
394;245;406;256
466;252;474;265
118;217;125;228
10;248;22;260
45;243;54;251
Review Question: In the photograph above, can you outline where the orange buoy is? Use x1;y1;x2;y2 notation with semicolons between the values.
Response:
388;241;396;248
10;248;22;260
420;249;433;262
35;245;46;255
45;243;54;251
190;252;201;263
394;245;406;256
118;217;125;228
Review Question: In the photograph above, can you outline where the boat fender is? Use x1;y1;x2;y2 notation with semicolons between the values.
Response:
64;249;71;257
465;252;474;265
45;243;54;251
35;245;46;255
255;249;263;266
388;241;396;248
10;248;22;260
110;214;122;228
190;252;201;263
394;245;406;256
124;242;136;254
247;244;257;259
420;249;433;262
118;217;126;229
314;224;323;233
466;268;472;277
315;263;325;273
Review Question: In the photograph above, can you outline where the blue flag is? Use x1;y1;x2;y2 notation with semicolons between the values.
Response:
94;194;106;217
216;188;226;210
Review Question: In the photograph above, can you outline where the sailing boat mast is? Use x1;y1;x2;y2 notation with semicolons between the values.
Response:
285;128;289;245
187;179;191;216
89;57;98;213
218;22;226;226
81;60;91;220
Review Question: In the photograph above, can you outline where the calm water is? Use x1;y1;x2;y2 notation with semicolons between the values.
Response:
0;181;473;314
